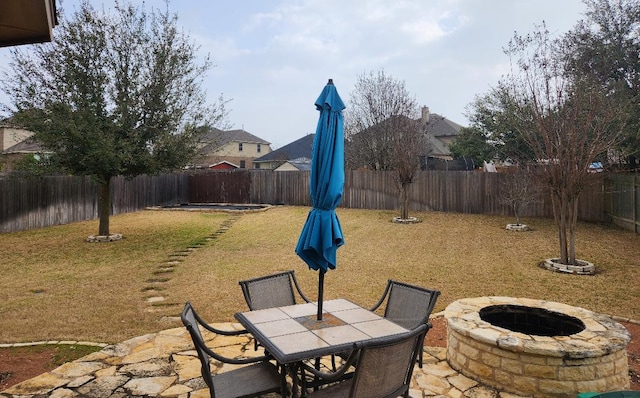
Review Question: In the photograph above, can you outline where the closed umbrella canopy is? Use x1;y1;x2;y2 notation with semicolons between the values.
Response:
295;79;345;320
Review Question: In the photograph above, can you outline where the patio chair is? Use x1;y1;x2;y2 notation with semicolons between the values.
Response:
181;302;285;398
300;324;429;398
239;270;311;310
239;270;312;352
240;270;344;390
370;279;440;368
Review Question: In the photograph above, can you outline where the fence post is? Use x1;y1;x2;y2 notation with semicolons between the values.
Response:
633;176;640;233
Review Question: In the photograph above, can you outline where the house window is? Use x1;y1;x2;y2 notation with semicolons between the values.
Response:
238;143;243;151
257;144;261;153
256;163;261;169
240;160;246;168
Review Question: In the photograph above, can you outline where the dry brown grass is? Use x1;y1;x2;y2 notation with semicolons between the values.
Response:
1;206;639;345
0;211;227;343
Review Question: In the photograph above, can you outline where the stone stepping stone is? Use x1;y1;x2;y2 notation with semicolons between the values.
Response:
146;296;165;303
146;277;170;283
152;268;175;275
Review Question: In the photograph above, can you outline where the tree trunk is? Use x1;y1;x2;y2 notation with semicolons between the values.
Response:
551;193;569;264
568;197;579;265
560;198;570;265
400;184;409;219
98;179;110;236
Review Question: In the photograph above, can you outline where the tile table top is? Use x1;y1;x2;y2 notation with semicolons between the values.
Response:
235;298;408;363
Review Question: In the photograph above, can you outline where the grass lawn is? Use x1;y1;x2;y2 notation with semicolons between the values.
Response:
1;206;638;344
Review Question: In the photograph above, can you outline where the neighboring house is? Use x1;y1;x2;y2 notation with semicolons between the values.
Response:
274;157;311;171
209;160;238;170
254;134;315;170
0;125;44;173
0;124;33;151
420;106;463;160
347;106;463;170
194;128;272;169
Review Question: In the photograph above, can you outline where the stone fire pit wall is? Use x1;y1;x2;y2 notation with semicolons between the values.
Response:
444;297;631;398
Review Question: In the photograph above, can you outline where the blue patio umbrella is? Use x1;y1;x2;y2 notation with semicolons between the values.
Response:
295;79;345;321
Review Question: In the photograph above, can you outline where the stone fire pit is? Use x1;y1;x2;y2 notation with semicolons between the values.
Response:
444;297;631;398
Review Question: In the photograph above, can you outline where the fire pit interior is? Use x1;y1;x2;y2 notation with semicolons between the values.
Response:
479;304;585;337
444;297;631;398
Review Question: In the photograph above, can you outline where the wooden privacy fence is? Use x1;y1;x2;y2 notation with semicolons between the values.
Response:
2;170;635;234
0;173;188;233
189;171;251;204
0;175;98;233
250;170;606;223
605;174;640;233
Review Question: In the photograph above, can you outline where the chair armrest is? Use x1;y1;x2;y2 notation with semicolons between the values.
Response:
369;279;392;311
299;347;360;382
199;321;249;336
192;329;274;365
290;272;312;303
191;308;250;336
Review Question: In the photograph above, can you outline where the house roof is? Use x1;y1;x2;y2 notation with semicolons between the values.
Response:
274;158;312;171
254;134;314;162
3;138;44;153
347;110;463;161
199;128;271;153
209;160;239;168
426;134;450;156
423;113;463;157
424;113;463;138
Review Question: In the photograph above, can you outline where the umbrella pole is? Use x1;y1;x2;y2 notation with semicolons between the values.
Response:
317;270;325;321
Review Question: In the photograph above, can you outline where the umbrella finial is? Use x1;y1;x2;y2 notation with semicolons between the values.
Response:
327;78;334;85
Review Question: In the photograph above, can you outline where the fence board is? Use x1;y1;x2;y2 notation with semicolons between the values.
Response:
606;174;639;233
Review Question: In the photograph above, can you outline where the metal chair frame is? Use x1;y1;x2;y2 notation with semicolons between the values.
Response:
239;270;311;310
370;279;441;367
181;302;285;398
301;324;429;398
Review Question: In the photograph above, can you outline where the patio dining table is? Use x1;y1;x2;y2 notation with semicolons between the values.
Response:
234;298;409;395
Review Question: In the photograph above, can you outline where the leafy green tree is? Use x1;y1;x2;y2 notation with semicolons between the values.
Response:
448;126;495;167
464;84;535;164
1;1;228;237
563;0;640;168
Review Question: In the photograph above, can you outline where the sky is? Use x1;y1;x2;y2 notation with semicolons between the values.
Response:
0;0;589;149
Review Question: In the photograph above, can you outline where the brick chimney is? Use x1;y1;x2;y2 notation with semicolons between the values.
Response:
421;106;430;124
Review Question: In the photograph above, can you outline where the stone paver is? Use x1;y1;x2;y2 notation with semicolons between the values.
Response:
0;324;531;398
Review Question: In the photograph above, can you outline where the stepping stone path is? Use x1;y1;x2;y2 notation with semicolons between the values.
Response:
141;214;243;321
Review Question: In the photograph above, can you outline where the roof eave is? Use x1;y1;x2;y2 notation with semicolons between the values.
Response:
0;0;58;48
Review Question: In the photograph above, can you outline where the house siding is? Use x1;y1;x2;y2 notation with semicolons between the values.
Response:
274;162;299;171
0;127;32;151
211;142;270;158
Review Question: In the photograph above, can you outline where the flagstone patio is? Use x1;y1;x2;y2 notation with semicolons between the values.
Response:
0;321;528;398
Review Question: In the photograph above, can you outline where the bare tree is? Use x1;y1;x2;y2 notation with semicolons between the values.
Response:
504;24;626;265
387;115;425;219
345;69;426;220
498;168;540;226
